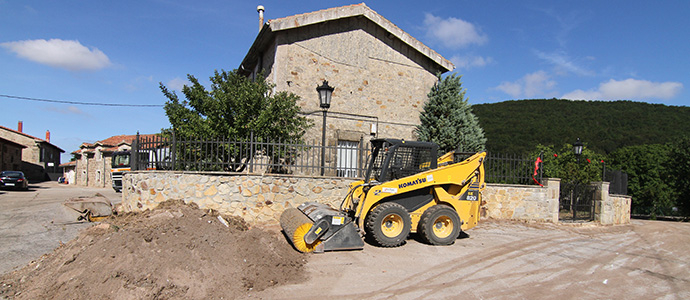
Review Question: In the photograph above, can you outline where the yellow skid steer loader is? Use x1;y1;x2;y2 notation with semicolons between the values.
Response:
280;138;486;253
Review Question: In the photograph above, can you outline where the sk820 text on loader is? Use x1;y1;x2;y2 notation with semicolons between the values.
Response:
280;138;486;253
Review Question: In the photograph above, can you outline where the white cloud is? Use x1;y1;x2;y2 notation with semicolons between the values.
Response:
450;55;493;70
495;71;557;98
423;13;488;49
563;78;684;101
1;39;112;71
534;50;593;76
125;76;155;92
43;105;89;116
166;77;189;91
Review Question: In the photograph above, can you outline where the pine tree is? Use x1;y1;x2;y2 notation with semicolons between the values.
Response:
416;73;487;154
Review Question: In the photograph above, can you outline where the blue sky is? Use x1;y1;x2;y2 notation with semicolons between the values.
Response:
1;0;687;162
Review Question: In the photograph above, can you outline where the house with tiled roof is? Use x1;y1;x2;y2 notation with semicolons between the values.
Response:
71;134;157;188
0;121;64;181
0;137;26;172
239;3;453;175
59;160;76;185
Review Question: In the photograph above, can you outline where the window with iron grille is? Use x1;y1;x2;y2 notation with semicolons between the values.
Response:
337;140;359;178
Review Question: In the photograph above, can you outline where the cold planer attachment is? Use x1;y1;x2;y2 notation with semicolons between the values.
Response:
281;202;364;253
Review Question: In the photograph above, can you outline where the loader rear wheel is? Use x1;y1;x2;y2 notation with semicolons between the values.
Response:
365;202;411;247
419;205;461;245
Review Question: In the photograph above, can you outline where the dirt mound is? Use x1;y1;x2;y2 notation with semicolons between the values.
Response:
0;200;307;299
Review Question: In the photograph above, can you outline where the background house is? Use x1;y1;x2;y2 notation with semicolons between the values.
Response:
239;3;453;150
0;121;64;181
59;160;76;185
71;134;157;188
0;137;26;172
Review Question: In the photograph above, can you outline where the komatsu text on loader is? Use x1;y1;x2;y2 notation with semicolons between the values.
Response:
280;138;486;253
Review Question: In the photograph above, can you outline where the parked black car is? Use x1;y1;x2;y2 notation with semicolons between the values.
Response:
0;171;29;190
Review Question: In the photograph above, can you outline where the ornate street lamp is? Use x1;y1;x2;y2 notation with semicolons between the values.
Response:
573;138;584;163
317;80;333;109
317;80;334;175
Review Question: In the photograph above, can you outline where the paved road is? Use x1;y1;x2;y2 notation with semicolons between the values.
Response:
0;182;121;274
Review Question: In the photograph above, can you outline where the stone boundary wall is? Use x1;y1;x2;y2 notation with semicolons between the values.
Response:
120;172;629;226
482;178;561;223
120;171;356;225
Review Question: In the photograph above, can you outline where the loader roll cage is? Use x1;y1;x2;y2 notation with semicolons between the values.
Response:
365;139;438;183
112;151;131;168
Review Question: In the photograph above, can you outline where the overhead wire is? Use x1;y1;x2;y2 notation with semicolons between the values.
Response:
0;94;164;107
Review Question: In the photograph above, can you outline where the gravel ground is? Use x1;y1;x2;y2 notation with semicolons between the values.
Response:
2;182;689;299
250;219;690;299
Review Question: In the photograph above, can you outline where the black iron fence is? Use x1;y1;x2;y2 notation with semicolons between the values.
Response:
132;133;368;177
485;153;542;185
131;133;543;184
604;169;628;195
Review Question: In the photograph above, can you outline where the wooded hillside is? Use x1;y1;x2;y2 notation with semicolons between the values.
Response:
472;99;690;154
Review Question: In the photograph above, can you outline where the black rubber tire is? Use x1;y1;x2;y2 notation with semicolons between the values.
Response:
365;202;411;247
418;205;461;245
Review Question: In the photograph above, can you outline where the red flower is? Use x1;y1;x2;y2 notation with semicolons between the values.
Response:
554;154;558;157
586;158;591;163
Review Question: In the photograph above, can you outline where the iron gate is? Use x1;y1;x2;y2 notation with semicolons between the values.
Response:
559;183;596;221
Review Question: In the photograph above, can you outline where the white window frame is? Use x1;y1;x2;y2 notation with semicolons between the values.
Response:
337;140;359;178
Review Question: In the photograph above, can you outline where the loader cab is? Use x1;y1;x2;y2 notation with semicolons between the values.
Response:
111;151;131;169
365;139;438;183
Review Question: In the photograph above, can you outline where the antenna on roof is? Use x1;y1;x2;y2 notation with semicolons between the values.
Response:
257;5;265;31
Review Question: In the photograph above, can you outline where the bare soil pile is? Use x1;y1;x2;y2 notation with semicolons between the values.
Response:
0;200;307;299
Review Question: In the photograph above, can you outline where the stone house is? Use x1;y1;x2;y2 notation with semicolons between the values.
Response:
0;122;64;181
71;134;157;188
238;3;453;175
59;160;76;185
0;137;26;172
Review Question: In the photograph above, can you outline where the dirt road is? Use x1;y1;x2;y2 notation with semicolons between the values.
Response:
0;181;120;274
2;183;689;299
251;220;690;299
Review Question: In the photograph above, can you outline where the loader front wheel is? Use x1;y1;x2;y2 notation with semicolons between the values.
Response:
419;205;461;245
365;202;411;247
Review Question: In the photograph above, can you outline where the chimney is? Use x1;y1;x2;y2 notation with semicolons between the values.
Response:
257;5;265;31
18;121;23;133
46;130;50;142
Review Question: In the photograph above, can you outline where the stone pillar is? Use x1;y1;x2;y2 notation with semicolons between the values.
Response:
612;195;632;225
544;178;561;223
592;181;612;224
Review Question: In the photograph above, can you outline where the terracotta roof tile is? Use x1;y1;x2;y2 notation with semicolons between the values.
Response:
59;161;76;168
73;134;159;155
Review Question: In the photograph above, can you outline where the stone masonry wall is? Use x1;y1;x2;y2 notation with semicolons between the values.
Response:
0;141;22;171
120;172;571;226
481;178;561;223
0;129;39;164
593;181;632;225
264;17;439;146
120;171;356;226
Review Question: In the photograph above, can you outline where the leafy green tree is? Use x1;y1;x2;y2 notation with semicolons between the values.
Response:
473;99;690;154
531;143;605;184
668;136;690;216
416;73;486;154
608;144;674;217
160;69;312;171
